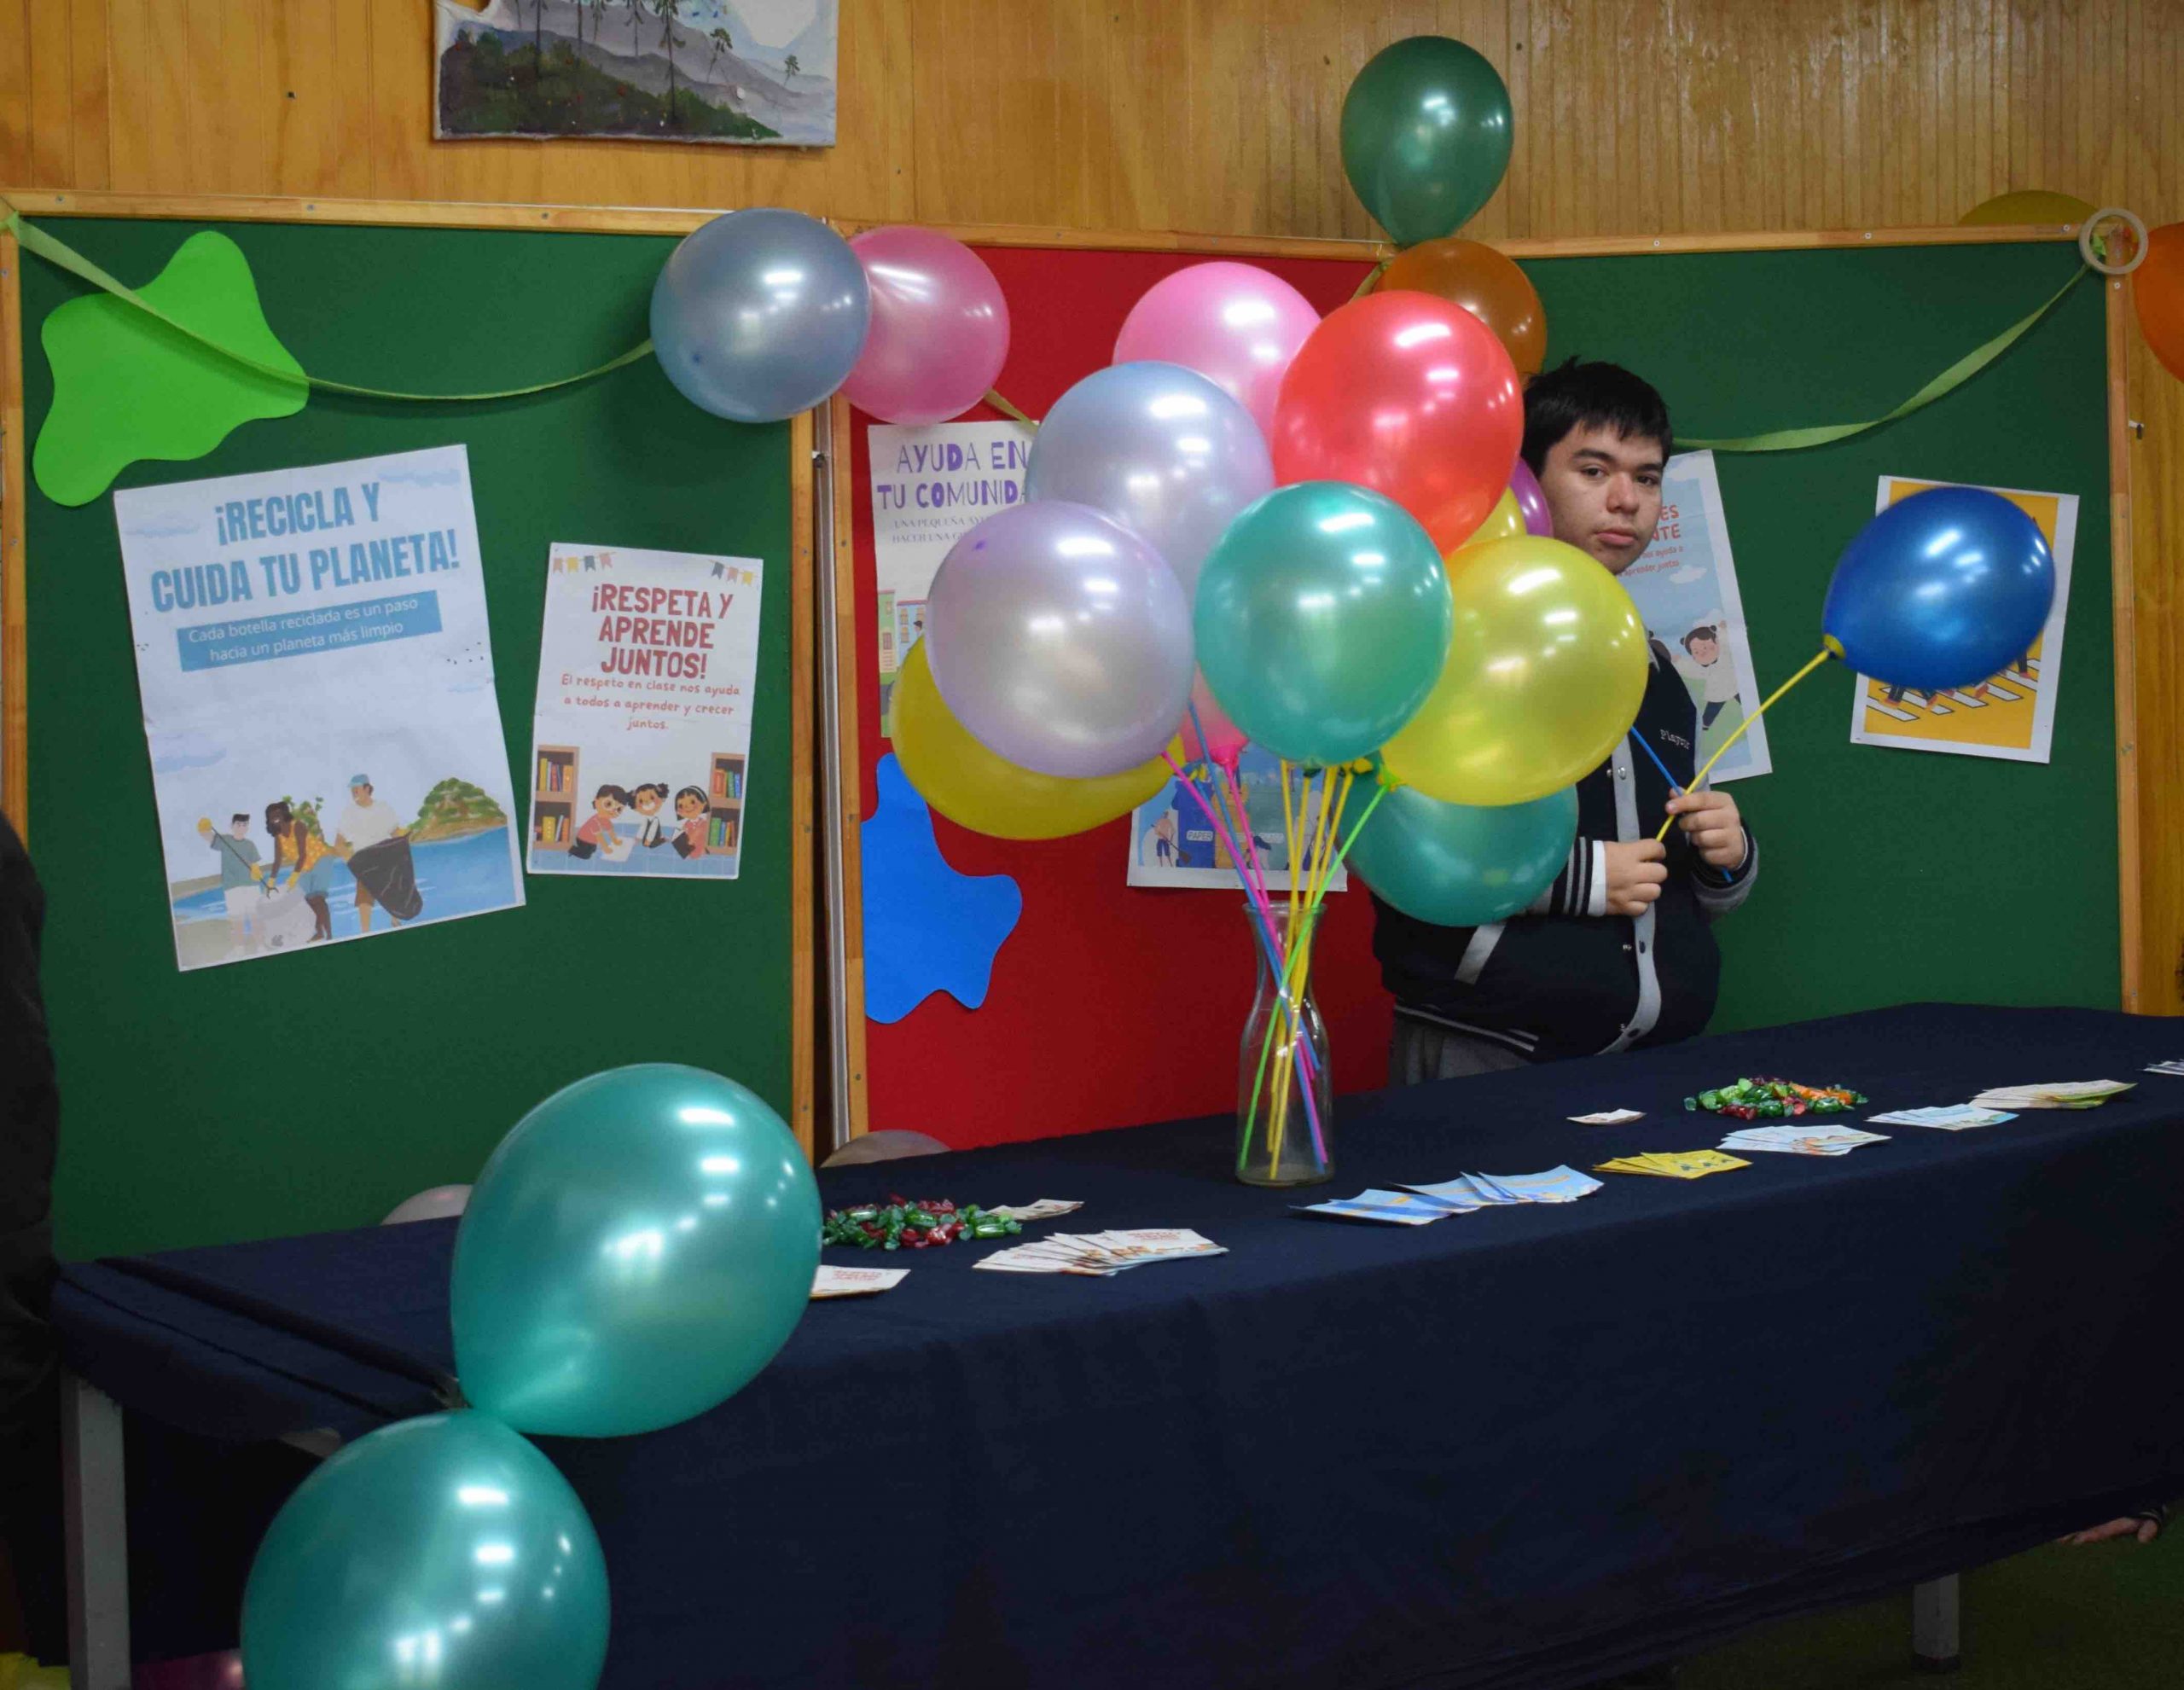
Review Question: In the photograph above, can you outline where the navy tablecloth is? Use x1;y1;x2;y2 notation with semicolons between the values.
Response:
55;1004;2184;1689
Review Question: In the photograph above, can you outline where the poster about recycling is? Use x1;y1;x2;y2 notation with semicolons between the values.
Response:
114;444;525;972
526;543;764;880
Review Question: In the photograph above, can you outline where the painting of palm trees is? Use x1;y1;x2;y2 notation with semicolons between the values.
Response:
433;0;836;146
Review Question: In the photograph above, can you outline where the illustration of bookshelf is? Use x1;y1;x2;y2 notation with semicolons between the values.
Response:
533;745;579;851
707;752;746;855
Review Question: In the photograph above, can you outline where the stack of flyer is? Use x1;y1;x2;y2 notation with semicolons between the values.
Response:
973;1228;1225;1276
1300;1167;1602;1222
1969;1080;2135;1110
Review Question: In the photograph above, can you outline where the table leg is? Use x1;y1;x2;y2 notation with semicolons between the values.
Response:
60;1370;131;1690
1911;1574;1960;1672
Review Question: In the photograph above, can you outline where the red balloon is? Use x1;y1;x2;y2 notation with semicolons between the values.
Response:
1269;289;1523;553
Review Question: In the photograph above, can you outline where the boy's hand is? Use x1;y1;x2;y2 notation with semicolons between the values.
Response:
1665;788;1747;868
1603;839;1669;915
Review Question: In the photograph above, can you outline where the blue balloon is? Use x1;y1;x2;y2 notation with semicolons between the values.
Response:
651;208;871;423
1025;362;1274;600
1340;777;1577;926
1822;486;2055;690
242;1412;608;1690
452;1065;820;1438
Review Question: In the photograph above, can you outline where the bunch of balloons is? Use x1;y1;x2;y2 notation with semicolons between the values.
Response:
881;35;1653;938
241;1066;821;1689
652;210;1010;427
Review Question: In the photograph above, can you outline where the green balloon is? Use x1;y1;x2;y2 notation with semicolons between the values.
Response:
1194;483;1451;767
452;1063;820;1438
1341;777;1577;926
242;1412;609;1690
1341;37;1513;247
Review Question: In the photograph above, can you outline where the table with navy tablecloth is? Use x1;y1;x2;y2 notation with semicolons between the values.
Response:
54;1004;2184;1688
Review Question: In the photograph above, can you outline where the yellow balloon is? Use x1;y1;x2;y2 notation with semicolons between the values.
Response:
1960;189;2096;227
891;640;1173;839
1381;537;1649;806
1450;488;1526;556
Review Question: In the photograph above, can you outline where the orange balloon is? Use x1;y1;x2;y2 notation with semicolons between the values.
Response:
1377;238;1547;377
1269;290;1524;555
2136;224;2184;384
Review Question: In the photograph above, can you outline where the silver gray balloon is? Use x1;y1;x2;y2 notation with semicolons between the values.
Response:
1025;361;1274;601
926;501;1195;779
650;208;872;424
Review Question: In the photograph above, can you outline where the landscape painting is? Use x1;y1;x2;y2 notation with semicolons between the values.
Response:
434;0;837;147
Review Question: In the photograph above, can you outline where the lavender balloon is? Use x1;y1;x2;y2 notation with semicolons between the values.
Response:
1025;363;1274;601
651;208;871;424
926;502;1194;779
1510;457;1554;537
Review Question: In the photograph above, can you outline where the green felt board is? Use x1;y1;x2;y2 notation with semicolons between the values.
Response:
16;218;797;1260
1519;241;2116;1036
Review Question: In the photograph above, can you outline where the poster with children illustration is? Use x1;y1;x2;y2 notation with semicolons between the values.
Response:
1615;450;1772;783
1124;746;1349;892
114;445;526;972
1846;477;2077;764
526;542;764;880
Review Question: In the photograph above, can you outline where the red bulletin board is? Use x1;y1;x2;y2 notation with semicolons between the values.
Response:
845;240;1396;1149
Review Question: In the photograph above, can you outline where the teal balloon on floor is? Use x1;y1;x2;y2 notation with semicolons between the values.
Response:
452;1064;821;1438
241;1411;609;1690
1341;777;1577;926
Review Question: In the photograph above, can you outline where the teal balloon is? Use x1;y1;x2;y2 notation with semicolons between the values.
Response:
1194;483;1451;766
452;1064;820;1438
242;1411;609;1690
1341;778;1577;926
1341;37;1514;247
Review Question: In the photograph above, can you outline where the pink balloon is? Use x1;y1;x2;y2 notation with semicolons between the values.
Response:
1510;457;1554;537
841;227;1010;426
1180;674;1248;770
1112;262;1319;438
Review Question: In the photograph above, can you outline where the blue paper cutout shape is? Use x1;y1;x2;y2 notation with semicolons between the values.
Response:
862;755;1022;1023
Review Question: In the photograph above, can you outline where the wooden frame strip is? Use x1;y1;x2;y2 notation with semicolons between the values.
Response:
2106;278;2141;1012
5;189;2082;258
2;224;25;838
786;410;817;1157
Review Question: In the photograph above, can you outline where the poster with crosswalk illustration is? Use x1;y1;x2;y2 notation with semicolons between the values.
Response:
1847;477;2077;764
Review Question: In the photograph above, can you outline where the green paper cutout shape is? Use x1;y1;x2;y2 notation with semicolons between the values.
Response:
34;230;307;508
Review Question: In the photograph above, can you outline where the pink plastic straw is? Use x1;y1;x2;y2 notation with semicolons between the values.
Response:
1164;756;1328;1159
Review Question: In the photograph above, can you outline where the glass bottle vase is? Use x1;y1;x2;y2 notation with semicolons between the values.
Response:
1236;903;1333;1187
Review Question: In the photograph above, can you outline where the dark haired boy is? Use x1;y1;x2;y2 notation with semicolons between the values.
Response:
1377;359;1759;1083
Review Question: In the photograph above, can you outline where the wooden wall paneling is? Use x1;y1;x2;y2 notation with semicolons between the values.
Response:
27;0;77;188
7;1;2182;238
0;2;32;186
68;0;111;192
